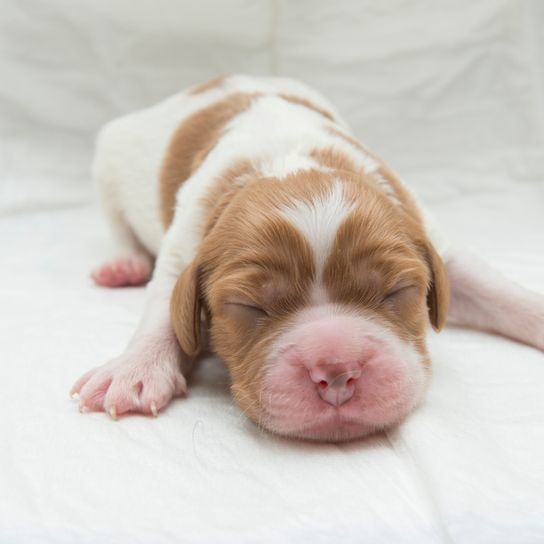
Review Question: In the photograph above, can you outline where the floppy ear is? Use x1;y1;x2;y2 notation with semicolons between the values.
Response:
423;241;450;331
170;261;203;356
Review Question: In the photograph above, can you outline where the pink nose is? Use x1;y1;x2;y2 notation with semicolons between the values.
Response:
308;362;361;406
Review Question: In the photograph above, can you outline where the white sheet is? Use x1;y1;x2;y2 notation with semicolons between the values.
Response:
2;0;544;541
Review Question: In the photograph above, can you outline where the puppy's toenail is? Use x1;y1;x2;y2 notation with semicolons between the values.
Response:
150;402;158;417
109;407;118;420
79;403;89;413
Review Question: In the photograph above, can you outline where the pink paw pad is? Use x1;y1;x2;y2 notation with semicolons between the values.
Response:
91;257;151;287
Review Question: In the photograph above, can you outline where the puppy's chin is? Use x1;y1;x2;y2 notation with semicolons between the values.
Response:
240;305;428;442
265;417;380;443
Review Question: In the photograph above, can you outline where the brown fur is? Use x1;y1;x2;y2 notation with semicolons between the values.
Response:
170;261;202;356
159;92;257;227
201;160;258;237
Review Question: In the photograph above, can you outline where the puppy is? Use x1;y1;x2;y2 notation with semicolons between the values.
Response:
71;75;544;441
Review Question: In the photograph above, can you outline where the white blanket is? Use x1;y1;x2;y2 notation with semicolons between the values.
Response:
2;1;544;542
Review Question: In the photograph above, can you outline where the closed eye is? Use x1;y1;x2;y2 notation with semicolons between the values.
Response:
383;285;418;304
224;301;269;318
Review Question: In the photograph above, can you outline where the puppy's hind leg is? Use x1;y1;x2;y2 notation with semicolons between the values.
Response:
90;157;153;288
91;208;153;288
445;249;544;350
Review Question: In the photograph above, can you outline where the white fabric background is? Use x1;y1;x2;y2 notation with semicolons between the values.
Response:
1;1;543;542
2;0;544;209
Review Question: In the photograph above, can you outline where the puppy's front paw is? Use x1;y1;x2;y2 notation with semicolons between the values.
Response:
70;351;186;418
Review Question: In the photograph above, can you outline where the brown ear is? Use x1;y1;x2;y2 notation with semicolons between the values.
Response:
170;261;202;356
423;242;450;331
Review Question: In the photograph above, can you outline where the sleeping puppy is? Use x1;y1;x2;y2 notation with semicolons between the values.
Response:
71;75;544;441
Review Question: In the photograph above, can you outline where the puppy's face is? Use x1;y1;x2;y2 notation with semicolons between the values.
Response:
171;173;448;442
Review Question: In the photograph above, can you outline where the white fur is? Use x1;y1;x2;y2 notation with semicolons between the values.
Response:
72;272;188;416
93;89;230;255
278;180;354;302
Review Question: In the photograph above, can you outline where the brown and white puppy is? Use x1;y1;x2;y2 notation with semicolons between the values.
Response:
71;75;544;442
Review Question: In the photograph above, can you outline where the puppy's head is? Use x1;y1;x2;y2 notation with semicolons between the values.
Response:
171;171;448;441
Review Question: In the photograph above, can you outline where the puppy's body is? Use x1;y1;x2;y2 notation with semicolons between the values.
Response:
94;76;347;255
73;75;544;441
94;75;444;259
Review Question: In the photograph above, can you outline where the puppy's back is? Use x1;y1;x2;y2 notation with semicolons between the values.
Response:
92;75;342;255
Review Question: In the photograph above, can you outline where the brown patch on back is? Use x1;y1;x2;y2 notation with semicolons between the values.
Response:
278;93;335;121
159;92;256;228
188;75;227;95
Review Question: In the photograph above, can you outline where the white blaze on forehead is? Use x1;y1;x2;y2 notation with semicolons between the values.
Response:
279;180;355;284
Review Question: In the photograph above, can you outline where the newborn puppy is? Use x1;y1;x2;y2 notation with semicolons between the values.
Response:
71;75;544;441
